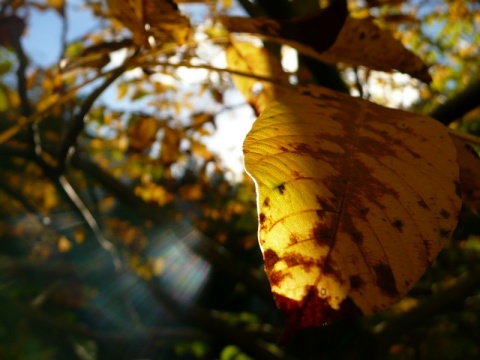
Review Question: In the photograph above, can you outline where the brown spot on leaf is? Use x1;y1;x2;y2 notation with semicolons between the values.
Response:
440;209;450;219
373;263;399;297
293;143;312;154
351;231;364;244
263;249;280;271
440;228;451;239
279;146;288;152
269;270;290;287
349;275;363;290
312;212;335;245
406;148;421;159
259;213;266;225
289;233;299;246
277;183;286;194
316;195;331;211
283;253;318;272
263;197;270;207
392;219;404;232
358;208;369;216
418;199;429;209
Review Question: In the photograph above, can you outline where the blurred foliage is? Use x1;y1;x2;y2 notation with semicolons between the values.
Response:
0;0;479;359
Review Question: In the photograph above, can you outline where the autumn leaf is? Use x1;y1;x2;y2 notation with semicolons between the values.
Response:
106;0;192;46
316;16;431;83
221;4;430;82
220;0;347;54
243;85;461;336
127;116;160;152
226;40;290;115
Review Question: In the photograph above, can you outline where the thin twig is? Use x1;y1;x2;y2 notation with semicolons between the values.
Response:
56;59;132;173
57;174;122;270
448;128;480;146
139;59;295;88
429;77;480;125
0;290;213;343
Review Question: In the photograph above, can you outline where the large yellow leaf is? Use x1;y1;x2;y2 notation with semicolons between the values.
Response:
243;85;461;335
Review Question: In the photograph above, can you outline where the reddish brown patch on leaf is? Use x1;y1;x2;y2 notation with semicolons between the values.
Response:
293;143;312;154
289;233;299;246
277;183;286;194
316;195;331;211
373;264;399;297
274;286;362;343
264;249;280;272
279;146;288;152
283;253;318;272
440;209;450;219
418;199;429;209
440;228;451;239
312;211;335;245
270;270;291;287
358;208;369;217
263;197;270;207
392;219;404;232
259;213;266;225
351;231;364;244
349;275;363;290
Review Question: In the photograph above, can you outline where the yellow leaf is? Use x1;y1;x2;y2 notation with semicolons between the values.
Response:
117;82;129;100
223;0;232;9
58;236;72;253
106;0;192;46
243;85;461;335
226;40;290;114
74;228;85;244
221;11;431;83
160;127;182;164
317;16;431;83
179;183;203;201
127;116;160;152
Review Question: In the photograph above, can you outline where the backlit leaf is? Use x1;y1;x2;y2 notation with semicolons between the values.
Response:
127;116;160;152
243;85;461;335
221;11;430;82
317;16;432;83
226;40;289;115
106;0;192;46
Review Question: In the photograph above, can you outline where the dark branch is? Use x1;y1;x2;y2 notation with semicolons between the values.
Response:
429;77;480;125
0;290;212;344
145;278;288;360
57;174;122;270
56;57;133;174
374;266;480;354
